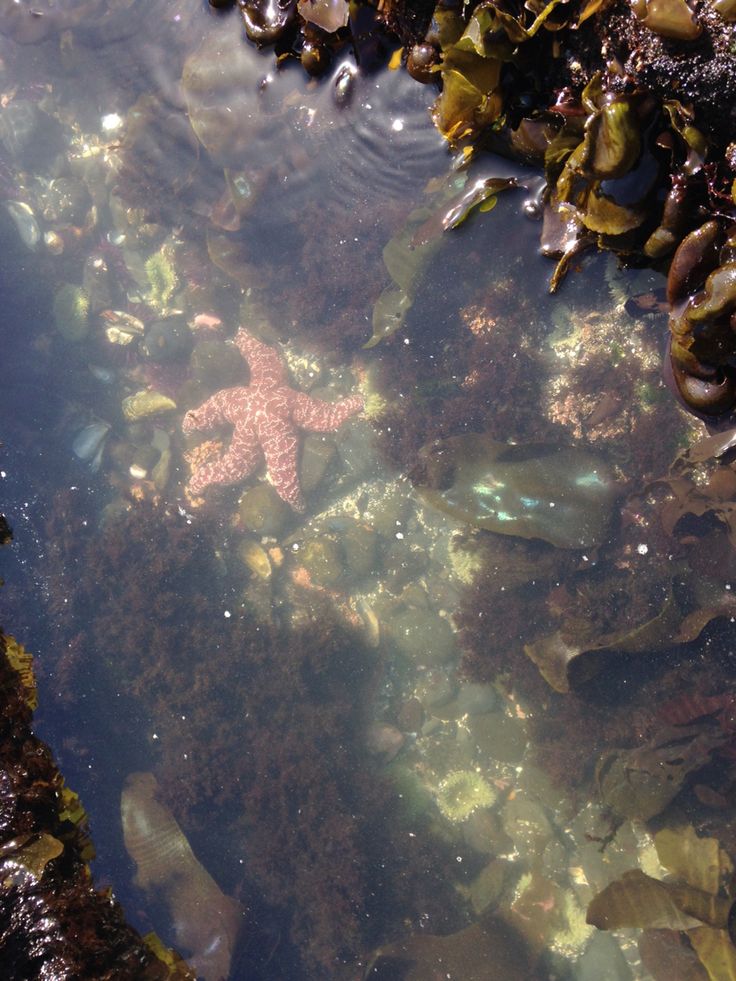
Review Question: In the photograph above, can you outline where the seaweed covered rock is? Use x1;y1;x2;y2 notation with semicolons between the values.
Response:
0;626;194;980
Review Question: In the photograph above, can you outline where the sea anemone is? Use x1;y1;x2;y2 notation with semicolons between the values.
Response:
144;245;178;312
435;770;496;823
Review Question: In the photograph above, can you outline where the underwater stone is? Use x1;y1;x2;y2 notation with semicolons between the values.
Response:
441;682;501;719
129;444;159;480
191;339;245;391
39;177;91;225
0;101;39;157
300;537;345;587
365;722;405;762
300;434;337;495
412;435;618;550
415;669;457;710
238;484;292;537
141;315;193;363
387;607;456;664
370;485;413;538
469;712;528;765
336;421;381;483
342;521;379;580
464;813;511;858
502;793;554;857
382;540;430;593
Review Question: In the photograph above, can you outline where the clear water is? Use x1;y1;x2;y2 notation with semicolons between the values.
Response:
0;3;727;981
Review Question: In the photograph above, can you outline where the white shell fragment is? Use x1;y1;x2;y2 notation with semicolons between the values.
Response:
297;0;349;33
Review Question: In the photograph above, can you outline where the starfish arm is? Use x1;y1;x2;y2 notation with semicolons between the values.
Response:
259;418;305;511
182;389;238;435
188;425;261;495
233;329;288;387
291;391;364;432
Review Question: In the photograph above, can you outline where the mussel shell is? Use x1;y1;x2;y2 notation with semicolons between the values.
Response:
5;201;40;250
72;420;111;470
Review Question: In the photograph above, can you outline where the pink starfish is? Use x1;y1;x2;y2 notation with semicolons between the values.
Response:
182;329;363;510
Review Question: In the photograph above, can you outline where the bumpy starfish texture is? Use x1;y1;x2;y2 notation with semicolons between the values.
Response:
182;329;363;510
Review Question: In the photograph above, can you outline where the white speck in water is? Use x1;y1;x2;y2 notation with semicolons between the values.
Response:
391;118;404;132
224;610;232;618
101;113;122;132
637;543;648;555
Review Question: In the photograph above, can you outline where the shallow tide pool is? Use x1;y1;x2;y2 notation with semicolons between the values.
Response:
1;3;734;981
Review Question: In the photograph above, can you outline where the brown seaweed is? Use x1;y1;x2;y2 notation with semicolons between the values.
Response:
42;496;460;976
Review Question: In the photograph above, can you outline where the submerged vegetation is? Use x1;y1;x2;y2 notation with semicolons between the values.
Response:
41;497;459;977
4;0;736;978
0;528;194;979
